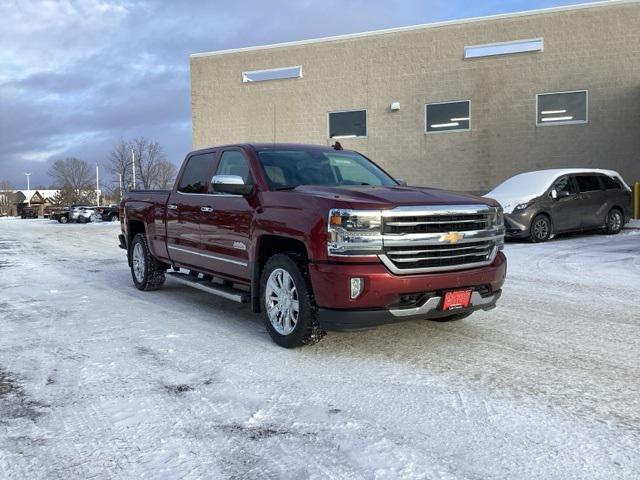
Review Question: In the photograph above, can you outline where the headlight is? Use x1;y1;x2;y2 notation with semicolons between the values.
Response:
328;209;383;255
513;202;531;212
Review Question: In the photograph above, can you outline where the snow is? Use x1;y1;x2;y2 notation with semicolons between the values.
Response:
484;168;629;213
1;220;640;479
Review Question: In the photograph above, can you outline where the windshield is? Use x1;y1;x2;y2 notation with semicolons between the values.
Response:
256;148;397;190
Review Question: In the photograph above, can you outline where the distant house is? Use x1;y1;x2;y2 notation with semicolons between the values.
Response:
1;190;60;217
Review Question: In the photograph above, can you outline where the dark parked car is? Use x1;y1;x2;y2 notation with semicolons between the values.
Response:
20;206;39;219
486;169;632;242
98;205;119;222
51;207;70;224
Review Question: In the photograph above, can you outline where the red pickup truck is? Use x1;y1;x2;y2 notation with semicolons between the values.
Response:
120;143;506;347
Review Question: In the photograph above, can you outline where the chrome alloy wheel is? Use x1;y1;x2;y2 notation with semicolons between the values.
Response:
608;210;622;232
533;217;549;240
265;268;299;335
132;243;145;283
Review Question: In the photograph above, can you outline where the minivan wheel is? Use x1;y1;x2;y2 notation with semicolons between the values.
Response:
605;208;623;235
130;233;166;291
260;254;324;348
530;214;551;243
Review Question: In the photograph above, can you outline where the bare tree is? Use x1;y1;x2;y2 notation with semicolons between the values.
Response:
0;180;15;215
155;159;178;190
107;137;173;194
48;158;95;205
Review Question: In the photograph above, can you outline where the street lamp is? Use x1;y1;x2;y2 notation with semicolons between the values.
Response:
131;149;137;190
25;172;31;207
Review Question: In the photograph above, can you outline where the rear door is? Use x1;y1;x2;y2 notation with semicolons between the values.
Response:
166;151;217;268
198;149;256;281
548;175;581;232
574;174;607;228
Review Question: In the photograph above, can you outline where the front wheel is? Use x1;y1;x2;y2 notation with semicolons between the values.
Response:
260;254;324;348
130;233;166;291
59;216;68;224
530;214;551;243
604;208;623;235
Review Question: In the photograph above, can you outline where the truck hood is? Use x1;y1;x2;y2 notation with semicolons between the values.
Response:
290;185;493;209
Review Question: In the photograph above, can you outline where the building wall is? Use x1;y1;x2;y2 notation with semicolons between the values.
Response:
190;1;640;192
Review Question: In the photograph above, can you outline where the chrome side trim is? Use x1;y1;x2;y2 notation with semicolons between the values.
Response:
168;245;248;267
389;291;499;317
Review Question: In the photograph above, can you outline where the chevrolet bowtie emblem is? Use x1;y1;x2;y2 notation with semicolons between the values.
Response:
440;232;464;244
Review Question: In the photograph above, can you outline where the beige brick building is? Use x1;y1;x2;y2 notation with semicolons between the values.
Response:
190;0;640;193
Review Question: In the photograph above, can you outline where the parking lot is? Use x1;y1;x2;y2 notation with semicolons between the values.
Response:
1;219;639;479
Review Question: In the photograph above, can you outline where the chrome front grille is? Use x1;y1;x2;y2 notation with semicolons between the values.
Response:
379;205;504;274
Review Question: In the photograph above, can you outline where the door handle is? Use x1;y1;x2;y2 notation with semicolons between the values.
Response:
168;204;178;210
201;206;214;213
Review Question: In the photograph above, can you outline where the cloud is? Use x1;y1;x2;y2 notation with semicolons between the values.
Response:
0;0;587;187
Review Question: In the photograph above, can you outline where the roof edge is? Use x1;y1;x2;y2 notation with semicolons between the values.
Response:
191;0;639;59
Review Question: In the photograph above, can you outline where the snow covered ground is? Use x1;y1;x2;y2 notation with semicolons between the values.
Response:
1;219;639;479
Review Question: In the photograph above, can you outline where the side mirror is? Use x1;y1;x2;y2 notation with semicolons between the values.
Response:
551;189;558;200
211;175;254;196
552;189;570;200
396;178;408;187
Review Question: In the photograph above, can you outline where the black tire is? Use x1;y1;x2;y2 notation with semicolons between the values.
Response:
59;216;68;224
110;214;119;222
129;233;166;291
530;214;551;243
259;254;325;348
431;311;473;322
604;208;623;235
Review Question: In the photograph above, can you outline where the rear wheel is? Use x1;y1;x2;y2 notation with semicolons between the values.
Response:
604;208;623;235
130;233;166;291
260;254;324;348
530;214;551;243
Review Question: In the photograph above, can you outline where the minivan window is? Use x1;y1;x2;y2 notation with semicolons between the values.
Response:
552;176;577;195
178;153;212;194
600;175;621;190
575;175;601;192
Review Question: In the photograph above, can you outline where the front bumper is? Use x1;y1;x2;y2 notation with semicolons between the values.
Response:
318;289;501;330
504;212;534;238
309;252;506;330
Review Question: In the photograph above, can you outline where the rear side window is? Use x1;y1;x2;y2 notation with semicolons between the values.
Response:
178;153;213;193
575;175;601;192
216;151;254;185
601;175;622;190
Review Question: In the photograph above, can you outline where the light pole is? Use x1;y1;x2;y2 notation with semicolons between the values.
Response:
25;172;31;207
131;149;136;190
119;173;123;201
96;164;100;206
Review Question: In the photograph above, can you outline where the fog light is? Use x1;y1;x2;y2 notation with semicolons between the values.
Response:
350;277;364;299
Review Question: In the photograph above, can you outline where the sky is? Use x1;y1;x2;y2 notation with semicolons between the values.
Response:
0;0;595;189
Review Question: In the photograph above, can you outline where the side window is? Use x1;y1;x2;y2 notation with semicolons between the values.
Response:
553;176;577;195
178;153;213;193
575;175;601;193
601;175;621;190
216;151;254;185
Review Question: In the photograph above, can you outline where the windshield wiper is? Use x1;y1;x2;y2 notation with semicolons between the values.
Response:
274;185;299;191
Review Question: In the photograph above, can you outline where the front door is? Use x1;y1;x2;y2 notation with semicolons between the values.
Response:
166;151;217;268
199;149;256;282
548;175;581;232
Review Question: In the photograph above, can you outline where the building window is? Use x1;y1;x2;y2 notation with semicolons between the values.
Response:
425;101;470;133
328;110;367;138
464;39;543;59
536;90;588;126
242;66;302;83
